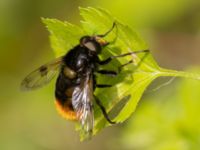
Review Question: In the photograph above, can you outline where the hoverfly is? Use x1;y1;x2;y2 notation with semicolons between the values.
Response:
21;22;149;138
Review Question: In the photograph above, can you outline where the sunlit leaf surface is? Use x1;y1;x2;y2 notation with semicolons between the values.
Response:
42;7;200;141
121;68;200;150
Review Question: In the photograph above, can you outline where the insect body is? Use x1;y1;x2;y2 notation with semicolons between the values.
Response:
21;23;149;138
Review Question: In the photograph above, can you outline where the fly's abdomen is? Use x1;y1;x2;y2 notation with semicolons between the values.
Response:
55;98;77;121
55;84;77;121
55;66;78;121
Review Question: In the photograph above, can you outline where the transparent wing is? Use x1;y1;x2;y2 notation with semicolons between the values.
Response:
72;74;94;139
21;56;63;91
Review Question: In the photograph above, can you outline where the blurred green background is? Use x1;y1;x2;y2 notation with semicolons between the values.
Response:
1;0;200;149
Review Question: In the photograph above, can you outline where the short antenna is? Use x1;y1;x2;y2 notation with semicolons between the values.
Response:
97;22;117;38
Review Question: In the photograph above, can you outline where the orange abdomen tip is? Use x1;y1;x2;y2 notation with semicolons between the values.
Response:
55;99;77;121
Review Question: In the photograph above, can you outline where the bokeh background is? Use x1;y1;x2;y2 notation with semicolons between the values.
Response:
1;0;200;150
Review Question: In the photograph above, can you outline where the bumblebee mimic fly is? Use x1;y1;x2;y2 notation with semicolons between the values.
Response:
21;22;149;138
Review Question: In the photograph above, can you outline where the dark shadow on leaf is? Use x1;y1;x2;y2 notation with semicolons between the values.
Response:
109;94;131;119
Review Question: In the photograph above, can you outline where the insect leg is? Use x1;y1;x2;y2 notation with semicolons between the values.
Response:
118;49;150;72
117;60;134;72
96;84;112;88
98;50;150;72
112;49;149;59
94;96;116;124
97;57;112;65
95;70;117;88
98;49;149;65
97;70;117;76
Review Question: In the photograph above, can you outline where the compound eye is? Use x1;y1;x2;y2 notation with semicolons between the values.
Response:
80;36;90;45
84;41;96;51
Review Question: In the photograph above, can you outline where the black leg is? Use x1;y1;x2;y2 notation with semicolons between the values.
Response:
117;50;150;72
97;70;117;76
94;96;116;124
98;57;112;65
111;49;150;59
98;50;150;66
118;60;134;72
96;84;112;88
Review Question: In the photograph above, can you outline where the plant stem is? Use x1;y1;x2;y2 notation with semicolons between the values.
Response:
159;69;200;80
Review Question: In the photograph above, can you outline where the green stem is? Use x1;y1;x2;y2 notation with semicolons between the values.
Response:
159;69;200;80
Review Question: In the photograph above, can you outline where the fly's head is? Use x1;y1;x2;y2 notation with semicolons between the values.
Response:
80;35;108;54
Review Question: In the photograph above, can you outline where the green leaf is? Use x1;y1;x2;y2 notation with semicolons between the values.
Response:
120;68;200;150
42;7;200;141
42;18;85;56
